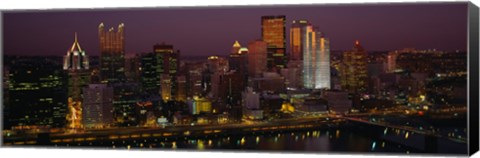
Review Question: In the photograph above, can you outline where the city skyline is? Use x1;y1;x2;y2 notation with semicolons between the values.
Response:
2;2;473;155
4;2;468;57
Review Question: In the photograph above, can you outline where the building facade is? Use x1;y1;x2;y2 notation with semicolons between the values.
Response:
82;84;114;128
247;40;268;77
302;24;331;89
341;41;368;94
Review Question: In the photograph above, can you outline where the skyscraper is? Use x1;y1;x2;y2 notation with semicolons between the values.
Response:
139;52;158;94
63;33;90;100
228;41;248;73
261;15;287;70
341;40;368;94
63;33;90;129
99;23;126;84
302;24;331;89
247;40;268;77
289;20;309;61
153;43;180;101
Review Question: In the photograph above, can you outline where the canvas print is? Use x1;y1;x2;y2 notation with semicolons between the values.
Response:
1;2;476;156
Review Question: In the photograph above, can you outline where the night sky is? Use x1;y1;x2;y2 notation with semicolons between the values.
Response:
3;2;468;57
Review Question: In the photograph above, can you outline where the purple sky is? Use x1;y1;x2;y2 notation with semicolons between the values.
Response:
3;2;468;57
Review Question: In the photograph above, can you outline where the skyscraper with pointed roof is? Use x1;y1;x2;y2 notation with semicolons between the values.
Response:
63;33;91;129
63;32;91;101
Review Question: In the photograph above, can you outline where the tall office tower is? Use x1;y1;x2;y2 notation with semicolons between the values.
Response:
228;41;249;73
302;24;331;89
247;40;268;77
139;52;158;94
125;54;141;82
289;20;309;61
341;40;368;94
63;33;90;129
261;15;287;70
153;43;180;75
82;84;114;129
99;23;126;84
5;57;68;129
153;43;180;101
386;51;398;73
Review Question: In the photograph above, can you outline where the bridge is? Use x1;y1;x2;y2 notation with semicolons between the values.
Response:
343;116;467;153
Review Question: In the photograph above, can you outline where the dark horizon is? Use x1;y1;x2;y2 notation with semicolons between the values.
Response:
3;2;468;57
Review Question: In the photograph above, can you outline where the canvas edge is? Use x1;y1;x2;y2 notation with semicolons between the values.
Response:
468;1;480;156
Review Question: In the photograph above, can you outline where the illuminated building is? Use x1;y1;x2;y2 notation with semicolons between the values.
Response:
231;40;242;55
340;41;368;94
289;20;309;60
112;83;140;126
160;74;172;101
302;23;331;89
63;33;90;129
228;41;248;73
183;62;205;97
82;84;114;128
139;52;158;94
187;96;212;115
99;23;126;84
154;43;180;75
247;40;268;77
5;56;68;129
154;43;180;100
261;15;287;70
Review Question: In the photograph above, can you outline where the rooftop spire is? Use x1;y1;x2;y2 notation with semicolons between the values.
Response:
233;40;241;48
69;32;82;52
74;32;78;43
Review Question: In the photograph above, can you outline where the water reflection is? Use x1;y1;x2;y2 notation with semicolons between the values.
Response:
51;126;466;154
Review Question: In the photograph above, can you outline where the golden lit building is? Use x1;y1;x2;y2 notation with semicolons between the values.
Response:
341;40;368;94
160;74;172;101
188;96;212;115
99;23;126;84
261;15;287;70
289;20;309;61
